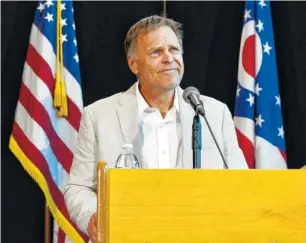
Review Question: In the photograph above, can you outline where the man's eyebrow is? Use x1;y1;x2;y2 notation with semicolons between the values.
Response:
169;44;180;49
148;45;163;52
148;44;180;52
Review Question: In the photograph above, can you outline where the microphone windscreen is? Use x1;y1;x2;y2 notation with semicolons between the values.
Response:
183;86;200;104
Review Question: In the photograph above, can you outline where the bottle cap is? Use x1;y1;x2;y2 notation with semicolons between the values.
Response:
122;143;133;150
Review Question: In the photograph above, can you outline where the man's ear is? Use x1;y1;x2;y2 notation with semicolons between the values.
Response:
127;56;138;76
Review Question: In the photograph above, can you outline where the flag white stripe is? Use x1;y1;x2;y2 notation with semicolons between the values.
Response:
53;223;60;243
29;24;83;111
15;102;69;192
234;117;255;145
22;62;78;154
255;136;287;169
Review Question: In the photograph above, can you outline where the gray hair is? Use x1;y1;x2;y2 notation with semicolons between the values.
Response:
124;15;183;58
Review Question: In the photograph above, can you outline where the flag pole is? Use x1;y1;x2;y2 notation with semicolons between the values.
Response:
163;0;166;17
45;203;51;243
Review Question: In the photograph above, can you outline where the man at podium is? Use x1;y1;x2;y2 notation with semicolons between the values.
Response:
64;15;248;242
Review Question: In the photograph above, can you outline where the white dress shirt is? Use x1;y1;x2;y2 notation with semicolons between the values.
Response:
136;83;182;169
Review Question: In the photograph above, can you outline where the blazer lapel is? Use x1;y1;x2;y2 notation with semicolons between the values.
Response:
116;83;142;165
178;87;195;169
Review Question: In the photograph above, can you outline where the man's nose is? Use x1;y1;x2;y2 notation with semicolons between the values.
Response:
162;50;174;63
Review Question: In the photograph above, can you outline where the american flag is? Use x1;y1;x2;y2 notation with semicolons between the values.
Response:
234;0;287;169
9;0;88;242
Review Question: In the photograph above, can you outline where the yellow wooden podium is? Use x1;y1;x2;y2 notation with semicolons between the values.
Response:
97;162;306;243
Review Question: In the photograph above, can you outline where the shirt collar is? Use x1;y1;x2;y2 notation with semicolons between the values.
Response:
135;81;180;116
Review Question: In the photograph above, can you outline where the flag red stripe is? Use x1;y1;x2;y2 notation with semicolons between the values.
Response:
66;98;81;131
279;149;287;163
26;44;81;131
12;121;89;241
236;128;254;168
57;228;66;243
18;82;72;173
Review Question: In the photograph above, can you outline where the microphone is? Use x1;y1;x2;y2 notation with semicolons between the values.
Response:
183;87;205;116
183;87;229;169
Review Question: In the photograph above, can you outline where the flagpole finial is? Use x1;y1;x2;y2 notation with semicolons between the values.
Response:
162;0;166;17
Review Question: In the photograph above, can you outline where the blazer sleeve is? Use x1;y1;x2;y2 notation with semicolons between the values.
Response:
221;104;249;169
64;106;98;235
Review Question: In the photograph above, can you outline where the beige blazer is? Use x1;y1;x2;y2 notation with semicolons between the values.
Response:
64;82;248;235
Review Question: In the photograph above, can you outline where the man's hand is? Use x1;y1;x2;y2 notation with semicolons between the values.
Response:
87;213;97;242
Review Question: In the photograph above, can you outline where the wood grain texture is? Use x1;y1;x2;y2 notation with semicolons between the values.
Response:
97;162;107;243
103;169;306;243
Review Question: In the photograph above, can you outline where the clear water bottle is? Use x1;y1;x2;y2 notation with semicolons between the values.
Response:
115;144;140;168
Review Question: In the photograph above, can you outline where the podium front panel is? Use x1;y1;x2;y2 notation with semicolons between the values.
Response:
98;168;306;243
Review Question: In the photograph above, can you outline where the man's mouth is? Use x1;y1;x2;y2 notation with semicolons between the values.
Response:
161;68;177;73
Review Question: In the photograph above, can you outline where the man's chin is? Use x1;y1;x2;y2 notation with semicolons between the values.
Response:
164;78;181;90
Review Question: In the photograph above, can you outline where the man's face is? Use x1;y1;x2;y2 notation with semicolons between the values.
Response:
128;26;184;92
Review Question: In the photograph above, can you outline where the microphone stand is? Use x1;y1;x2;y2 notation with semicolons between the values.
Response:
186;91;229;169
192;112;202;168
199;107;229;169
